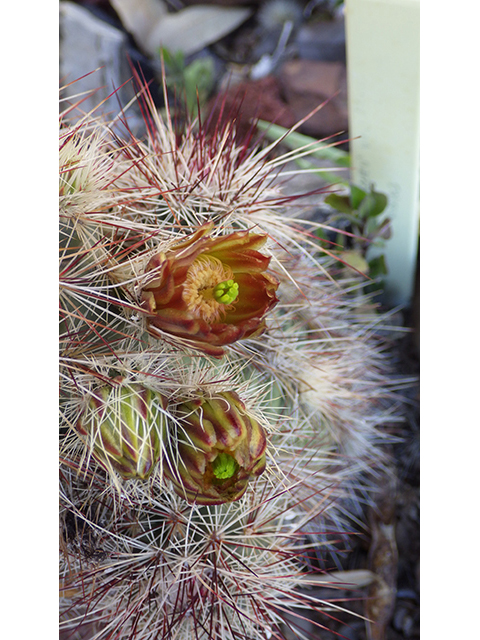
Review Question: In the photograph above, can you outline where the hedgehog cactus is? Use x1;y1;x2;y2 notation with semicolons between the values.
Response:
59;77;405;640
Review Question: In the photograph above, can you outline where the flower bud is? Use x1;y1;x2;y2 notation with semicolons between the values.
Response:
165;391;267;504
77;383;167;480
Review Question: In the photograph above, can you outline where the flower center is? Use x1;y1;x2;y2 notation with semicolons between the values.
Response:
212;452;239;479
213;279;239;305
182;256;239;323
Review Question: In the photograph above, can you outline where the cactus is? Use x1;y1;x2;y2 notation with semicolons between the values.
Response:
59;78;407;639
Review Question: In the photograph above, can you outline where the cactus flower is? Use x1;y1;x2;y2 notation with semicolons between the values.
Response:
140;223;279;356
165;391;267;505
77;383;167;480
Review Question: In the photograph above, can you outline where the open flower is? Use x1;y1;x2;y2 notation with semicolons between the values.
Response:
76;383;167;480
165;391;267;505
140;223;279;356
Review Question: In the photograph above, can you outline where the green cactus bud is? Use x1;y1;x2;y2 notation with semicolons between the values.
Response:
164;391;267;505
77;383;167;480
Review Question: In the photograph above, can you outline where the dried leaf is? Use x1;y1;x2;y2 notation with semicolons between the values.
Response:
302;569;375;589
365;473;398;640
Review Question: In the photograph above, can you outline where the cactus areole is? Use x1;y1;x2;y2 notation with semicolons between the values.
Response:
140;223;279;356
165;391;267;505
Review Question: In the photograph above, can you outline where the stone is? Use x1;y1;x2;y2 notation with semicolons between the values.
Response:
145;4;252;58
181;0;259;5
59;1;149;135
278;59;348;138
295;15;346;62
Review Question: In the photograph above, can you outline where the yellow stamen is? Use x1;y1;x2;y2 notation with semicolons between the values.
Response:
182;256;238;323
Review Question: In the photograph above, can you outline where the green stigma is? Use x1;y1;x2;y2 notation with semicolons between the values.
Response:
212;452;238;479
213;279;239;305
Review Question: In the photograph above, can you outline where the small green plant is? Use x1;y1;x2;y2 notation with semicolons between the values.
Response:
255;121;390;286
160;47;215;115
321;184;391;283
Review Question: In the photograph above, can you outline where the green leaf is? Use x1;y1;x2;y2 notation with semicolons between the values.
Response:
368;254;388;278
358;188;388;219
256;120;350;166
350;184;367;209
364;216;381;238
184;57;215;112
325;193;353;215
335;232;346;249
160;47;185;74
294;158;349;185
315;227;328;241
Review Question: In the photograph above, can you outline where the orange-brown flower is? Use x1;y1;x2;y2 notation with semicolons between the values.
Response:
140;223;279;356
164;391;267;505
